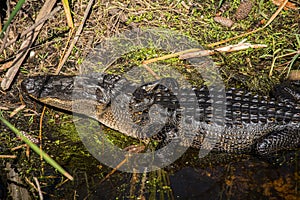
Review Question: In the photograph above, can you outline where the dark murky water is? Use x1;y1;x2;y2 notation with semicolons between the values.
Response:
77;150;299;200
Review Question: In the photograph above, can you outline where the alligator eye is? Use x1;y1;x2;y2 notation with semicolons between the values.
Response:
96;87;110;104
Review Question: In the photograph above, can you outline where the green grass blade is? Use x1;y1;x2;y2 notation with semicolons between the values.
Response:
0;113;74;181
286;53;300;78
218;0;224;8
0;0;26;38
61;0;74;28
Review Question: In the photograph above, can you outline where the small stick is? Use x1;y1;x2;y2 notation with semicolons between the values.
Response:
179;42;267;59
33;177;44;200
0;155;17;159
99;145;145;184
0;0;11;55
55;0;94;74
142;64;160;79
0;106;9;110
3;6;61;49
141;48;200;78
39;106;47;161
99;157;128;184
11;144;27;151
142;48;200;65
0;0;57;90
24;177;38;191
0;61;13;72
9;104;26;118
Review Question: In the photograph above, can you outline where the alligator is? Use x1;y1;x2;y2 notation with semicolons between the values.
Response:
21;73;300;155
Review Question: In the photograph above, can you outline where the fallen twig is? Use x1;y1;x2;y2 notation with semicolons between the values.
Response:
2;6;61;50
55;0;94;74
39;106;47;161
0;106;9;110
179;41;267;59
0;0;11;55
0;0;57;90
142;64;160;79
142;48;199;65
0;155;17;159
272;0;297;10
33;177;44;200
9;104;26;118
99;144;145;184
0;61;13;72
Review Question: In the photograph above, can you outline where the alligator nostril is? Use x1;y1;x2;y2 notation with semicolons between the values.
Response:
21;76;47;97
21;78;35;93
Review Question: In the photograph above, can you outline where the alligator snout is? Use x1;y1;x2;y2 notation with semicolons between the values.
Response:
21;76;49;98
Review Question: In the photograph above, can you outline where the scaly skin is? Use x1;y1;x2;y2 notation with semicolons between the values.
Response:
21;73;300;155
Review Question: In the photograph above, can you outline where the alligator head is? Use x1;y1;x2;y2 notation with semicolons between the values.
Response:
21;73;125;118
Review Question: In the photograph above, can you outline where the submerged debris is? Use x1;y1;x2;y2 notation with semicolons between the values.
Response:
234;0;253;20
